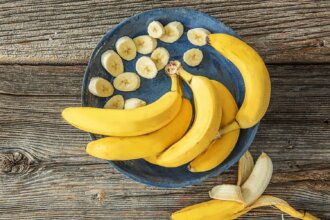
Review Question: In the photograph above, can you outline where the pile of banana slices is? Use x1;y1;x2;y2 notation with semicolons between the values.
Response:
87;21;209;109
172;151;320;220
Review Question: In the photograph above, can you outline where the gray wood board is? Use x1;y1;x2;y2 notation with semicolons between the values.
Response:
0;64;329;219
0;0;329;65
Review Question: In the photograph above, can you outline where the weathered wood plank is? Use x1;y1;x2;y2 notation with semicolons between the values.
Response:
0;0;329;64
0;64;329;219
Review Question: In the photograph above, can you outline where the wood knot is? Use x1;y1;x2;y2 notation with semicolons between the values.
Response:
0;151;39;175
85;189;106;205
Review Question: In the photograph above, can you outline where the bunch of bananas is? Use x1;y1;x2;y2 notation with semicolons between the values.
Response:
62;33;271;172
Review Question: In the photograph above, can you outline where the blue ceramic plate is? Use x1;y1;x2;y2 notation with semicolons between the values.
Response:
82;8;259;188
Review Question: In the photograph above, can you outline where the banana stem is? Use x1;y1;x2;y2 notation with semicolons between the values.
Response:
177;67;193;83
170;74;179;92
219;121;240;137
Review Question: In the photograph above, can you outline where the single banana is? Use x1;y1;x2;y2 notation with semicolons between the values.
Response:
62;74;182;136
88;77;114;97
124;98;146;109
136;56;158;79
209;34;271;129
189;80;239;172
104;95;124;109
86;98;192;160
151;47;170;70
101;50;124;77
147;21;165;38
171;199;245;220
133;35;157;54
159;21;184;43
115;36;137;61
187;28;210;46
113;72;141;92
147;61;222;167
241;152;273;206
183;48;203;67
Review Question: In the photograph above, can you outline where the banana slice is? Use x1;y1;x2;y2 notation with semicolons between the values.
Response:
147;21;165;38
101;50;124;77
133;35;157;54
136;56;158;79
115;36;137;61
104;95;124;109
159;21;184;43
187;28;210;46
151;47;170;70
124;98;146;109
183;48;203;67
88;77;114;97
113;72;140;92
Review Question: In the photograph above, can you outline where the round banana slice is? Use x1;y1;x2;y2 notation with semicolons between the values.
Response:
136;56;158;79
187;28;210;46
124;98;146;110
133;35;157;54
183;48;203;67
147;21;165;38
88;77;114;97
159;21;184;43
113;72;141;92
101;50;124;77
115;36;137;61
151;47;170;70
104;95;124;109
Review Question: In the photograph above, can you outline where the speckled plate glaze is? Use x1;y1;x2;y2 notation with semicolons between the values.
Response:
82;8;259;188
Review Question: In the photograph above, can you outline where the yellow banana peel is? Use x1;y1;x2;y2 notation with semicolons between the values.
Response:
172;152;320;220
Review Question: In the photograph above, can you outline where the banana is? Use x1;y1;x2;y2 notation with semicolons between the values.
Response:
147;61;222;167
159;21;184;43
241;152;273;206
183;48;203;67
189;80;239;172
115;36;137;61
113;72;141;92
133;35;157;54
101;50;124;77
209;34;271;129
136;56;158;79
88;77;114;97
147;21;165;38
124;98;146;109
62;74;182;136
86;98;192;160
187;28;210;46
151;47;170;70
171;200;244;220
104;95;124;109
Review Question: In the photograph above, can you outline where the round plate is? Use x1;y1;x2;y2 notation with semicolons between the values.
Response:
82;8;259;188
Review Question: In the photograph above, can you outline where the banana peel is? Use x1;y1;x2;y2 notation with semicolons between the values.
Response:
171;152;320;220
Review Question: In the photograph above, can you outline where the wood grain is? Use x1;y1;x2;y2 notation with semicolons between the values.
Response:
0;0;329;65
0;64;329;219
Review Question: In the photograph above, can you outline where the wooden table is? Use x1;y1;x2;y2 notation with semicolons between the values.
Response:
0;1;329;219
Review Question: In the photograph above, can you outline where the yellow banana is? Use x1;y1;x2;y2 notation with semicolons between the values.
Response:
171;199;244;220
209;33;271;129
62;74;182;136
85;98;192;160
146;61;222;167
189;80;239;172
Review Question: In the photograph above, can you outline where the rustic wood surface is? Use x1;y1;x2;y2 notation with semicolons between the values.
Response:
0;1;329;219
